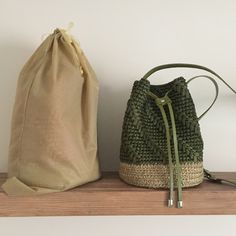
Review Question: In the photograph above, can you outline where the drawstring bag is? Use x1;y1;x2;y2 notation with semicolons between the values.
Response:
2;28;101;195
119;63;236;208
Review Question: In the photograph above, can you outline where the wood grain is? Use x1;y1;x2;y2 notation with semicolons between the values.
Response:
0;172;236;216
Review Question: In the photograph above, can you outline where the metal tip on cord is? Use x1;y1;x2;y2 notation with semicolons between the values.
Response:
177;201;183;208
168;199;174;207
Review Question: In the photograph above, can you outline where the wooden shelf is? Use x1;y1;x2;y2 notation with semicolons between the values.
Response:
0;172;236;216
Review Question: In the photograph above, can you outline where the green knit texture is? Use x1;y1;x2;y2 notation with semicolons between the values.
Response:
120;77;203;165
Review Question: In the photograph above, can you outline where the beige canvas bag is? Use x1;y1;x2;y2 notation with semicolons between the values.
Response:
2;28;101;195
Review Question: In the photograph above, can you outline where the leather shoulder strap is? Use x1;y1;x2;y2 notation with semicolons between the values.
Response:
187;75;219;120
142;63;236;95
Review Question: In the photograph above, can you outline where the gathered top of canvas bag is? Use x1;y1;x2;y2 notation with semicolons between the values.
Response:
2;28;101;196
119;63;236;208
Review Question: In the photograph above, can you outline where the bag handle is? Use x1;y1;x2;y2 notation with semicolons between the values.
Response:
186;75;219;121
142;63;236;120
142;63;236;93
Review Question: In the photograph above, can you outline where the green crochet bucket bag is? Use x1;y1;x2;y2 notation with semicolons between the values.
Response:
119;63;236;208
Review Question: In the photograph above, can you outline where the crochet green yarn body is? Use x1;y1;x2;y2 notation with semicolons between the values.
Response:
120;77;203;164
119;77;204;189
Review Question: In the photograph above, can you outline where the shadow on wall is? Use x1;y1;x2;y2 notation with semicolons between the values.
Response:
0;40;34;172
98;82;131;171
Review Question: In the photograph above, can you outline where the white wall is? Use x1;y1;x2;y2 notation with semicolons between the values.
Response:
0;0;236;235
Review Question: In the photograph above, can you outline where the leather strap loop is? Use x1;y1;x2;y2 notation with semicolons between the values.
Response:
204;169;236;186
187;75;219;121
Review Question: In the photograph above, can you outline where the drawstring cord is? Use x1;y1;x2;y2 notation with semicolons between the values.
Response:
168;102;183;208
148;92;183;208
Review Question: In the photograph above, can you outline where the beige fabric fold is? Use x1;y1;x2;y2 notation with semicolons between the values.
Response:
2;28;101;196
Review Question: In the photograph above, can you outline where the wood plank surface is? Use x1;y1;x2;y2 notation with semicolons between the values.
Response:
0;172;236;216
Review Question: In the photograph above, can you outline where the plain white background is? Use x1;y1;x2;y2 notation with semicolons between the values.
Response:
0;0;236;235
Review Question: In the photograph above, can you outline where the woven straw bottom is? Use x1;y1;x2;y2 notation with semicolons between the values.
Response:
119;162;204;188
